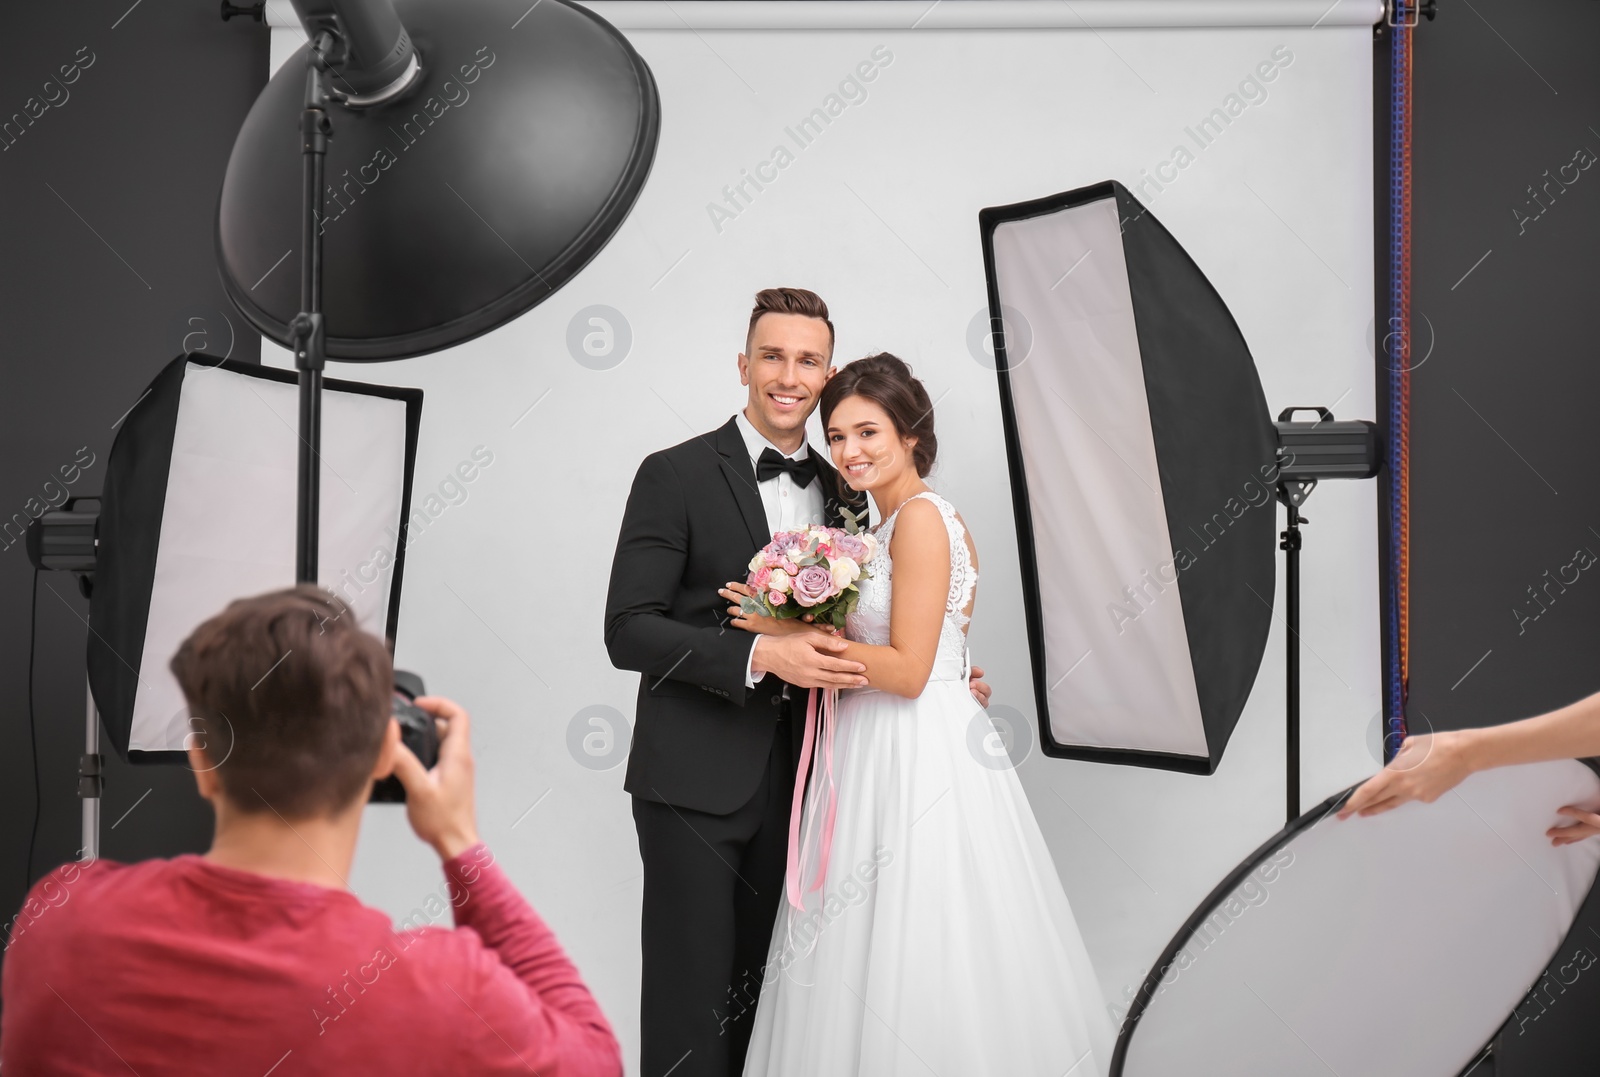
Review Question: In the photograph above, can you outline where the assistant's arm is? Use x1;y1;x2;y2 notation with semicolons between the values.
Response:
1341;689;1600;818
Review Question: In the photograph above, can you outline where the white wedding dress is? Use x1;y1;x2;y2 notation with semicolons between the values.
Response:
743;489;1116;1076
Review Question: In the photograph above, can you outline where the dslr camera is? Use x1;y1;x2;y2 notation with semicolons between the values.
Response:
370;669;440;803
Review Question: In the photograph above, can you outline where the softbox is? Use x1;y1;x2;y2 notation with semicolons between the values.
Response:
1112;759;1600;1077
88;355;421;761
980;180;1278;773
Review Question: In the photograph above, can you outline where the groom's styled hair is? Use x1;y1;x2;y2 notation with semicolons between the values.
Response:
746;287;835;359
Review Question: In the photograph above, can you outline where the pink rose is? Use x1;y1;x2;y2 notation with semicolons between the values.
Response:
751;565;772;591
792;564;835;607
833;532;868;562
768;590;787;606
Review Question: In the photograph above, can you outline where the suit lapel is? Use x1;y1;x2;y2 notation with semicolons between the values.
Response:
714;415;774;551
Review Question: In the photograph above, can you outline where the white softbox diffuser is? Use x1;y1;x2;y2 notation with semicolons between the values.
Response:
982;180;1279;773
87;355;422;760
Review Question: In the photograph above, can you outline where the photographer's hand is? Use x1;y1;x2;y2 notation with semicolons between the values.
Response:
390;695;481;860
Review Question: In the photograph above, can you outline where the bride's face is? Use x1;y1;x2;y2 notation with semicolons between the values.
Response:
826;394;916;491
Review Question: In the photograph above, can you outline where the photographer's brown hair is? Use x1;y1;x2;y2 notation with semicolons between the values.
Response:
170;584;393;819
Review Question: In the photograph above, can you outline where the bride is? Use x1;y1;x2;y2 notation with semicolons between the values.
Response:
718;352;1116;1076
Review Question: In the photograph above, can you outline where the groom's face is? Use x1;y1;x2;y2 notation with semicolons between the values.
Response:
739;312;833;440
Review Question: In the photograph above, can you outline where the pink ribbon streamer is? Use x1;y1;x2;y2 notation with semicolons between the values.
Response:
785;684;839;911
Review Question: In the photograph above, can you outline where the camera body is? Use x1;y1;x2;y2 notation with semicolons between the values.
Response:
370;669;439;803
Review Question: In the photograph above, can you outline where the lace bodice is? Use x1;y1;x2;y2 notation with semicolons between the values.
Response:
846;490;978;675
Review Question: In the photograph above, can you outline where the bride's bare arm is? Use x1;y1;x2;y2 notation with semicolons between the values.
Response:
830;497;949;698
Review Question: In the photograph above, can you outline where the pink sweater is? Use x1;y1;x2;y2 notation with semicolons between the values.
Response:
1;844;621;1076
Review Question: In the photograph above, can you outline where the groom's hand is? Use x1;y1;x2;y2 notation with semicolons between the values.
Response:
969;665;991;708
753;634;868;690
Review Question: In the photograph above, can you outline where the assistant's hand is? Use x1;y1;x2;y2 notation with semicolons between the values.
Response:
390;695;481;861
1337;730;1474;820
719;581;837;636
968;664;992;708
1549;806;1600;846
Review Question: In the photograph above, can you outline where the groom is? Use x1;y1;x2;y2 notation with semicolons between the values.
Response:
604;287;990;1077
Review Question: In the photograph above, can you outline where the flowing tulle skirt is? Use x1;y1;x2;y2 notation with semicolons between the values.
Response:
742;671;1117;1076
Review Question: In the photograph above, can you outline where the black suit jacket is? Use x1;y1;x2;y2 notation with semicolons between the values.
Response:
604;415;870;814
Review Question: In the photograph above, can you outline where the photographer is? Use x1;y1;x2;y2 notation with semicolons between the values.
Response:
1;585;620;1076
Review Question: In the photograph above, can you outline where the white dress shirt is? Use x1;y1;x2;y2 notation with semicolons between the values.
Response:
733;408;827;689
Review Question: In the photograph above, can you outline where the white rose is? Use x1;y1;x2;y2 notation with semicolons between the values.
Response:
860;533;878;561
749;551;765;572
829;556;860;591
769;569;791;592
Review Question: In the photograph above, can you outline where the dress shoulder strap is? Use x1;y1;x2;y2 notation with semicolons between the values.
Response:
906;490;961;537
881;490;965;552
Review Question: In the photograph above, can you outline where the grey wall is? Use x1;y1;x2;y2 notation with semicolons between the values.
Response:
1404;1;1600;1072
0;0;267;993
1409;6;1600;732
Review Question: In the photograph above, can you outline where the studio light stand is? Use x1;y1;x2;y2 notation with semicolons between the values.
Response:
26;497;104;861
1273;407;1381;823
279;0;425;581
290;36;331;582
288;29;340;584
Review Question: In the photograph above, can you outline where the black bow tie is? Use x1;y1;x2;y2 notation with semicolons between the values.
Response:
756;446;818;488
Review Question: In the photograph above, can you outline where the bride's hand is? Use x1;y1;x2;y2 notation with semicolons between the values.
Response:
719;582;838;636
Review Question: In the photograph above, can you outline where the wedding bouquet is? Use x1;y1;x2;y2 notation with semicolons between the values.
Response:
740;511;878;633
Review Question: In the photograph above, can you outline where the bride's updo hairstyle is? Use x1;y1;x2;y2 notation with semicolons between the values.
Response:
819;352;938;481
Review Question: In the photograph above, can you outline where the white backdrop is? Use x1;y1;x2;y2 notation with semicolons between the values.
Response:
260;2;1382;1064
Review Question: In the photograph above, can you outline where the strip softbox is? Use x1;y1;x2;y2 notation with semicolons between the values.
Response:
87;355;421;761
980;180;1278;773
1112;759;1600;1077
